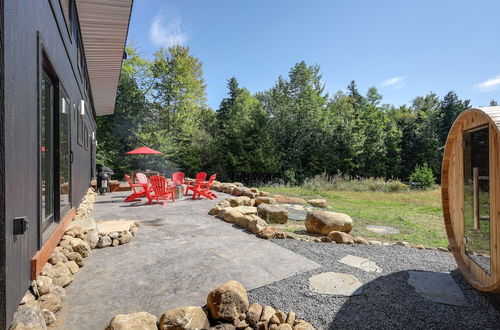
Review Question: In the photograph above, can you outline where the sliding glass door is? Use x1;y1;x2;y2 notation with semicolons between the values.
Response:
40;60;72;239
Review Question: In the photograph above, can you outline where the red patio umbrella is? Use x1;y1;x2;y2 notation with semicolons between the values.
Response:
125;146;162;155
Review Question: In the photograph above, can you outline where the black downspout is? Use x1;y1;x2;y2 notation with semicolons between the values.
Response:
0;0;6;327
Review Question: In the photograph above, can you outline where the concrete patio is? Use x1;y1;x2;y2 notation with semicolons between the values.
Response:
54;192;320;329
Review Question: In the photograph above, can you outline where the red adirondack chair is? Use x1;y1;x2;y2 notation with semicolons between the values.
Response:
192;174;217;200
172;172;185;186
147;175;175;205
185;172;207;195
124;174;147;202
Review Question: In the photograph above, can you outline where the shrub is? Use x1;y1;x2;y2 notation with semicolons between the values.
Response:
302;172;409;193
409;163;435;189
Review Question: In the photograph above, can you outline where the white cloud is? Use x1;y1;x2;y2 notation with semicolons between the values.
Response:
475;75;500;93
149;12;188;48
380;76;406;89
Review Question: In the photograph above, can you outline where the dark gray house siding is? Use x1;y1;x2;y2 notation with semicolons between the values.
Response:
1;0;98;326
0;0;6;328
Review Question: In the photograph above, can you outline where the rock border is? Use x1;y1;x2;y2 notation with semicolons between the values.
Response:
105;280;316;330
10;188;140;329
209;182;452;253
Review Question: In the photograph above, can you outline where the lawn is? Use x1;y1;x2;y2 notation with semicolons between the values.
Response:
263;186;448;248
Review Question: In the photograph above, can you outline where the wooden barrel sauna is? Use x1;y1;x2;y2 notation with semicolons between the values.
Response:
442;106;500;292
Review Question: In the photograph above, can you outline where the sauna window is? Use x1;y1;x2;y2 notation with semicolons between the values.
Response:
463;126;490;274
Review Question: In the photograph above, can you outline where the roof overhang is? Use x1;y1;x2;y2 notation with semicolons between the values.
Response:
76;0;133;116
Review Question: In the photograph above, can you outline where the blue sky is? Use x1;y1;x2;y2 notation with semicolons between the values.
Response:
128;0;500;109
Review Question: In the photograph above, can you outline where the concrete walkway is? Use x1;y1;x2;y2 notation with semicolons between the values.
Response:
55;192;320;329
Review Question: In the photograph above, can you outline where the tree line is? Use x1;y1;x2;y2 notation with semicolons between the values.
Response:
97;45;497;184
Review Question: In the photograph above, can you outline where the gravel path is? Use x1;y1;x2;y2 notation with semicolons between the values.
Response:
247;240;500;330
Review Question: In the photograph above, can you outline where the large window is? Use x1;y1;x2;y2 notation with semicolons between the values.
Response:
59;93;71;214
59;0;73;38
463;126;491;274
41;72;55;232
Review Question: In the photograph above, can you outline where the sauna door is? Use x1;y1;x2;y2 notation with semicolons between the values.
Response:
463;126;491;274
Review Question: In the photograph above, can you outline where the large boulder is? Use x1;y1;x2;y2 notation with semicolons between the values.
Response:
273;195;306;205
220;183;237;194
10;303;46;330
207;280;249;322
41;262;74;287
258;227;278;239
327;231;354;244
305;210;353;235
257;204;288;224
254;197;276;207
105;312;158;330
307;199;327;208
159;306;209;330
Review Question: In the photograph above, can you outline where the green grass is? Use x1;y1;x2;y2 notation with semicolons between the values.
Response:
263;186;448;248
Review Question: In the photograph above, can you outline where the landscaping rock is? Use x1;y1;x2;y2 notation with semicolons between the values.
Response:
368;240;382;246
353;236;369;245
222;209;244;224
42;262;74;287
236;215;253;229
67;252;84;267
247;216;268;234
48;249;68;265
277;324;293;330
216;207;234;220
395;241;410;247
42;309;56;326
293;321;315;330
109;232;119;239
437;247;449;252
260;306;275;322
97;236;112;248
112;239;120;247
38;293;62;313
67;217;99;249
10;304;46;330
227;196;253;207
254;197;276;206
209;204;225;216
20;291;36;305
273;195;306;204
118;232;133;245
106;312;158;330
257;204;288;224
207;280;249;322
34;276;52;296
307;199;327;208
234;206;258;215
259;191;270;197
48;284;65;299
246;303;263;326
275;310;287;323
258;227;278;239
286;312;296;326
327;231;354;244
69;237;91;257
305;210;353;235
65;261;80;274
159;306;210;330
